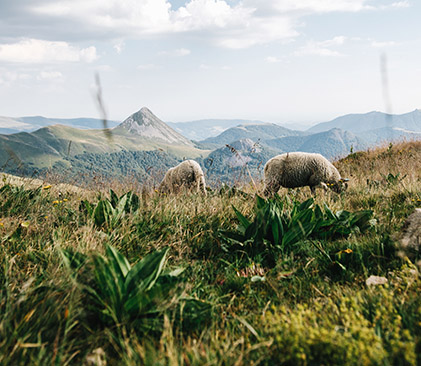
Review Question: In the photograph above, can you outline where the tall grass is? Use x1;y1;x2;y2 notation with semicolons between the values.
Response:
0;141;420;365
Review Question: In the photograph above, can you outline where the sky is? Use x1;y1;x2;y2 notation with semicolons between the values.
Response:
0;0;420;126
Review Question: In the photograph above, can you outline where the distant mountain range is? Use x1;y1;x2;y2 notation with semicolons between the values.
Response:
0;107;420;184
167;119;269;141
0;116;120;135
308;110;421;134
0;108;206;178
199;123;305;149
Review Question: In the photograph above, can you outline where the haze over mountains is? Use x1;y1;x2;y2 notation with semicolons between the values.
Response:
0;116;120;135
0;107;420;183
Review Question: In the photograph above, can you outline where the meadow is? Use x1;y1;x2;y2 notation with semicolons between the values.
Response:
0;141;420;366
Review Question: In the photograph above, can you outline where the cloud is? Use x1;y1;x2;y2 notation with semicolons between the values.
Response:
0;70;32;86
266;56;283;63
371;40;397;48
266;0;373;13
113;41;125;54
1;0;409;50
26;0;304;48
380;1;410;9
37;70;64;81
0;38;98;63
295;36;347;57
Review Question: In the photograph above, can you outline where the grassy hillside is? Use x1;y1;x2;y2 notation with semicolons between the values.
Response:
0;141;420;365
0;124;210;176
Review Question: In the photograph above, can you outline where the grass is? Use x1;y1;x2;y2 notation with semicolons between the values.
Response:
0;141;420;365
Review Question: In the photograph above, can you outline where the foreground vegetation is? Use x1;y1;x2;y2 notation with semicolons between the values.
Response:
0;141;420;365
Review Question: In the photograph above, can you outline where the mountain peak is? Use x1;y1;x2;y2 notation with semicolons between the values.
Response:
114;107;193;146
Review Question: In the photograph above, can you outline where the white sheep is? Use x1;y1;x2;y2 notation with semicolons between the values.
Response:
159;160;207;195
263;152;348;196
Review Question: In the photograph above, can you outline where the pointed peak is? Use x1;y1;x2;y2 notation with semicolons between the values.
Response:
139;106;153;114
114;107;193;146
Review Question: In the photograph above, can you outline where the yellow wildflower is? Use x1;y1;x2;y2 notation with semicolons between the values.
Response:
343;248;353;254
63;198;68;202
52;200;59;204
43;185;52;190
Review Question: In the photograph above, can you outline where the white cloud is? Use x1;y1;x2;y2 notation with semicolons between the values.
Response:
37;71;64;81
266;56;283;63
371;40;397;48
295;36;346;57
113;41;125;54
23;0;408;50
0;39;98;63
0;70;32;86
381;1;410;9
243;0;373;14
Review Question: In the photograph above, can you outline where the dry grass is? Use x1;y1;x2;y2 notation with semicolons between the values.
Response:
0;140;420;365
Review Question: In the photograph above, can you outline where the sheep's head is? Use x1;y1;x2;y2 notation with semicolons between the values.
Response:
328;178;349;193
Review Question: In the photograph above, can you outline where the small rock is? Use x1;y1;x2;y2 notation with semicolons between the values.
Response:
85;348;106;366
366;275;388;286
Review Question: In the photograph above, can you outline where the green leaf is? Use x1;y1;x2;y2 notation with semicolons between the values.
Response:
105;244;131;278
109;189;119;208
299;198;314;211
125;247;169;295
232;205;251;231
60;249;87;272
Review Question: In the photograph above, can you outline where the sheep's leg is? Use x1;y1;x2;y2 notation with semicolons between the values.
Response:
310;182;328;195
198;176;206;195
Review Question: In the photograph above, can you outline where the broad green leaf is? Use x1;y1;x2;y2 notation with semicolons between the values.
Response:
109;189;119;208
299;198;314;211
60;249;87;272
125;247;169;294
92;254;124;317
232;205;251;231
105;244;131;278
256;195;267;210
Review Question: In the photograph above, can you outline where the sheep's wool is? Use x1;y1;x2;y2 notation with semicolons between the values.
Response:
263;152;342;195
159;160;206;195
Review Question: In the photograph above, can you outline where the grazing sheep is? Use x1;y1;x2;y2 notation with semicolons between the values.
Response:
159;160;206;195
263;152;348;196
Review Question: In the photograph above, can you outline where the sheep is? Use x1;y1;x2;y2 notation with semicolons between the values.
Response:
158;160;207;195
263;152;348;196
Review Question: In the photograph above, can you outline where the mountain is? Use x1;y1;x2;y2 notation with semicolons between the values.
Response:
113;107;193;146
308;109;421;134
357;127;421;144
167;119;269;141
264;128;366;159
0;115;120;133
200;138;278;184
0;107;207;177
200;123;305;149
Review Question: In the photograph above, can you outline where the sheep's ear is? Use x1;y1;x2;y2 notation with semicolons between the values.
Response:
340;178;349;182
